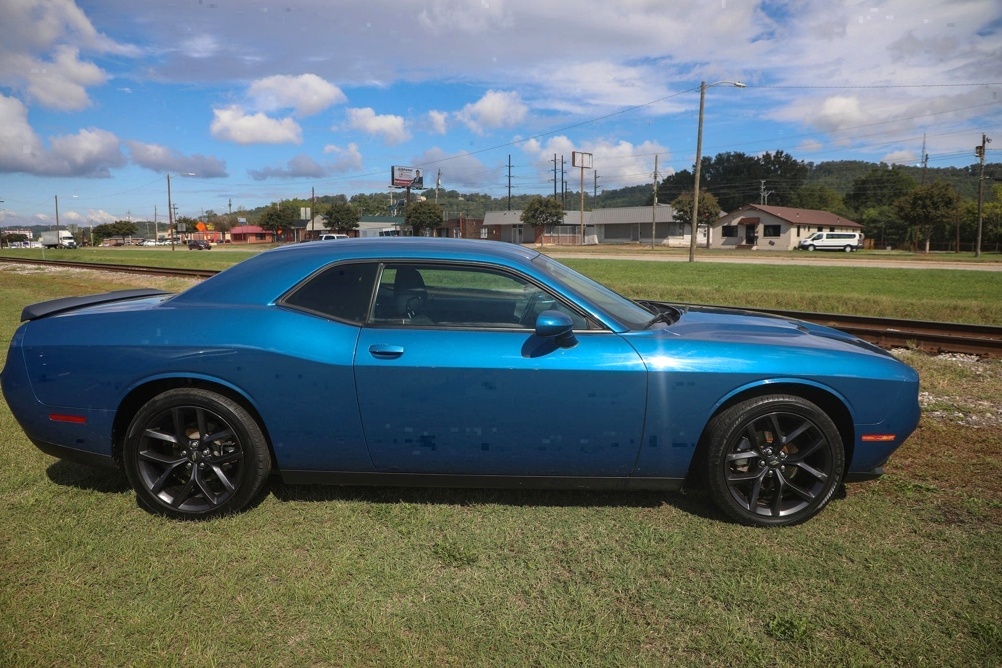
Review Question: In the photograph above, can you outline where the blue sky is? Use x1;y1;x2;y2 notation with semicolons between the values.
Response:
1;0;1000;229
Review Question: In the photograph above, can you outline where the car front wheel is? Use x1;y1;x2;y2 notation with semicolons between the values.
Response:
806;244;815;251
704;395;844;527
123;388;271;519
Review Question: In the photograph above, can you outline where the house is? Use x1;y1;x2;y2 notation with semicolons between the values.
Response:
481;205;700;246
710;204;864;251
229;225;273;244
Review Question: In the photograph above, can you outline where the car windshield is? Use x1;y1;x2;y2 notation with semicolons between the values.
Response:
531;254;655;330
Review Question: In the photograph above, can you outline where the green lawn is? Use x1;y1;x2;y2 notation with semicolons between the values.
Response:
561;259;1002;325
4;246;1002;324
1;258;1001;666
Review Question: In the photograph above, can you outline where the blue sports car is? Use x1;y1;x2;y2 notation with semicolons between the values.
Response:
1;238;920;526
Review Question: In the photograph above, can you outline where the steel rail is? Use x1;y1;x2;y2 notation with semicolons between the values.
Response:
726;307;1002;358
4;256;1001;358
0;256;218;280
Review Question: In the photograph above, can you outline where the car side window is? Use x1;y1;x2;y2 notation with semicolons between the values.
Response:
370;263;589;330
281;262;378;324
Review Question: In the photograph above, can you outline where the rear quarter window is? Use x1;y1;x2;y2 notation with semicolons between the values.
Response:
281;262;378;323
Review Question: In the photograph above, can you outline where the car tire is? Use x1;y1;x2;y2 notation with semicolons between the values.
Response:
844;245;853;253
123;388;272;519
704;394;844;527
806;245;815;251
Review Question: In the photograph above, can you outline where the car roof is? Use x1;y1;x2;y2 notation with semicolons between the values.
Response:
172;238;544;307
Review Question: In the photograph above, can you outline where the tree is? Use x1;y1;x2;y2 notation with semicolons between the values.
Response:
657;150;809;212
0;231;27;248
787;184;849;216
258;201;297;241
671;190;721;240
323;201;360;234
404;200;444;236
350;193;390;216
92;221;138;244
212;215;237;238
846;167;917;213
520;196;564;246
983;184;1002;252
856;205;907;248
894;181;961;253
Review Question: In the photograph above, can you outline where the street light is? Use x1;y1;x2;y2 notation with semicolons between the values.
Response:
688;80;745;263
167;173;195;251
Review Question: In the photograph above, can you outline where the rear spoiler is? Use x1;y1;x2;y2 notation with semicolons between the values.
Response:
21;289;171;322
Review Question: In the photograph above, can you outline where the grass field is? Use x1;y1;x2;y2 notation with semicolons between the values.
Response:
1;260;1001;666
4;245;1002;324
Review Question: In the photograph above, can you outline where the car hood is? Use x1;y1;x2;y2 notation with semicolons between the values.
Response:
647;303;894;358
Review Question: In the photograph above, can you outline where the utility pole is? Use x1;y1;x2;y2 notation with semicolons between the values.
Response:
759;180;773;205
167;174;175;251
560;156;566;208
976;133;992;258
507;157;512;210
920;134;929;184
651;155;659;250
594;172;600;202
552;154;558;198
573;151;592;246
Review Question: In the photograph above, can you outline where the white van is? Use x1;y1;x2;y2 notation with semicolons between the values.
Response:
798;231;864;252
318;233;349;241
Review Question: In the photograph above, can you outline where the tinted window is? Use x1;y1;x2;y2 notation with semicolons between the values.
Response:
282;262;378;323
371;263;589;330
531;254;653;330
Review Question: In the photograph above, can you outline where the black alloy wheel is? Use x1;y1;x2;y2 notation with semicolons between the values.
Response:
705;395;845;527
124;388;271;519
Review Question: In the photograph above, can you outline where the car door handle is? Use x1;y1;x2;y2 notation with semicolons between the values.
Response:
368;344;404;359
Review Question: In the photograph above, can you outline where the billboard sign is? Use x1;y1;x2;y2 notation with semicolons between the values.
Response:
391;166;424;188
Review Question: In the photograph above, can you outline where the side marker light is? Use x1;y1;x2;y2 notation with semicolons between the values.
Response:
861;434;896;442
49;414;87;424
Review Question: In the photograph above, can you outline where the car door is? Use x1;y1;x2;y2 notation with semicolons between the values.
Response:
353;262;647;477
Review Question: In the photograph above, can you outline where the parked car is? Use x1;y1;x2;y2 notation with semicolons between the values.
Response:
188;240;211;250
319;233;349;241
798;231;864;252
1;238;920;526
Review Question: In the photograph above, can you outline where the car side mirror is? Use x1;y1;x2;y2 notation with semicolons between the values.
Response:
535;310;577;348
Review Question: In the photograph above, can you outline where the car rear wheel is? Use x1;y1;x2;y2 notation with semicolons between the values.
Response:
704;395;844;527
844;245;853;252
123;388;271;519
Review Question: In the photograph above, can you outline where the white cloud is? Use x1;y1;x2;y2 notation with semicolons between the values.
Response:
456;90;527;135
345;107;411;145
0;0;136;111
247;74;347;116
248;154;327;180
427;110;448;134
210;106;302;144
522;136;668;191
47;128;126;177
527;61;681;116
179;34;221;59
323;143;364;173
880;149;917;166
0;93;125;177
127;141;228;177
411;147;495;189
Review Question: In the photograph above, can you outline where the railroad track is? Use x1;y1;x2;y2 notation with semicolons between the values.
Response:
4;256;1001;358
0;256;218;280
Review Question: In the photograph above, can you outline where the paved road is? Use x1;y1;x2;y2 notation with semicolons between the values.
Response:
546;251;1002;271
